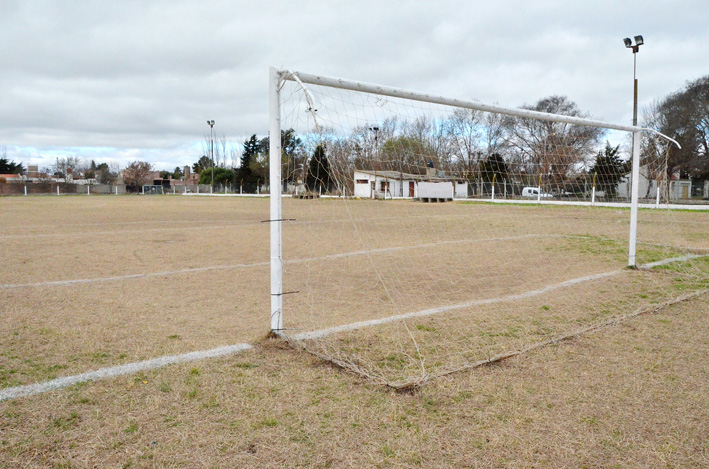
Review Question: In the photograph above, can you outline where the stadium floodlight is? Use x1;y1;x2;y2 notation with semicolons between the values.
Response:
623;37;632;48
634;35;643;46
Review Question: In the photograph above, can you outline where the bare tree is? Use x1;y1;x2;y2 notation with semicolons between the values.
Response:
53;156;84;179
505;96;604;189
644;75;709;179
122;161;152;190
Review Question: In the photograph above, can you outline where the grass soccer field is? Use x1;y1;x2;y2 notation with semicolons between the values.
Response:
1;194;708;466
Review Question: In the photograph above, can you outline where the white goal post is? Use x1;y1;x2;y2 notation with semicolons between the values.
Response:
268;67;680;335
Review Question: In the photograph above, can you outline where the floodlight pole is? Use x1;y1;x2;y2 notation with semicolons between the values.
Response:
207;120;215;193
632;46;639;126
624;35;643;267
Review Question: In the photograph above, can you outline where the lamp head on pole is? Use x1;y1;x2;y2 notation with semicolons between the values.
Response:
623;35;643;53
207;120;215;128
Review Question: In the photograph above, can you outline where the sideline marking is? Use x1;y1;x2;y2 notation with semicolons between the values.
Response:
0;344;252;402
1;234;552;289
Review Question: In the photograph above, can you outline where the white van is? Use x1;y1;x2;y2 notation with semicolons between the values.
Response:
522;186;553;198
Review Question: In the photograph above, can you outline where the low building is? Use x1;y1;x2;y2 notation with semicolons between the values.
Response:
0;174;22;182
353;169;467;200
617;165;693;201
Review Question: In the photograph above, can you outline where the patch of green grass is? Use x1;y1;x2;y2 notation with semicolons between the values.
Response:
480;325;523;339
254;418;278;429
382;444;395;457
52;412;80;430
380;354;408;370
415;323;437;332
234;363;258;369
581;416;599;426
124;422;138;434
559;236;628;262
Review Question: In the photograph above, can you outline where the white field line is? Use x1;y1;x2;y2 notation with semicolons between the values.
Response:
0;212;496;240
638;254;708;269
183;193;270;198
192;191;709;211
284;271;622;341
0;343;252;402
285;254;709;341
1;261;270;289
8;219;246;230
462;198;709;211
0;234;552;289
0;221;264;240
2;253;705;402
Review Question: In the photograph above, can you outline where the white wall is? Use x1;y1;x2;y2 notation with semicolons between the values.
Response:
454;182;468;198
353;171;373;198
418;181;453;199
353;171;418;198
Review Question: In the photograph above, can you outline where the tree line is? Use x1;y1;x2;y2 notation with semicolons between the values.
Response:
3;75;705;196
642;75;709;181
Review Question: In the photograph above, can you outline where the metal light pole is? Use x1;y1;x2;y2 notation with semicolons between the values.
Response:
623;35;644;126
369;126;379;198
207;120;215;192
623;35;643;268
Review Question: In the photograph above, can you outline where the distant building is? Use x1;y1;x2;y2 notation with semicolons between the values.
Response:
617;165;693;200
0;174;21;182
353;169;467;200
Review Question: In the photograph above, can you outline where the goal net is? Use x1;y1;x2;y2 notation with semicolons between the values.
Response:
142;184;164;195
269;69;709;388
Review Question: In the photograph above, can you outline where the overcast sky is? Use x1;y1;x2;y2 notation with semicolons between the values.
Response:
2;0;708;171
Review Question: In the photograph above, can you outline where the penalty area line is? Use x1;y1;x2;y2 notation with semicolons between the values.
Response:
0;343;253;402
284;253;709;342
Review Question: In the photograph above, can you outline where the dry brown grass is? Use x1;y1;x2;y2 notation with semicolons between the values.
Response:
1;194;708;466
1;295;707;467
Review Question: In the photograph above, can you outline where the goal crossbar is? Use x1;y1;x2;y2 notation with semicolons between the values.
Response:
283;70;680;147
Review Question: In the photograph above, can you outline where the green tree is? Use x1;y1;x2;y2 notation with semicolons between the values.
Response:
159;170;172;179
172;166;184;179
478;153;508;183
306;144;331;191
589;142;629;197
192;155;211;174
0;157;24;174
98;168;118;185
235;135;260;191
259;128;305;183
199;167;234;185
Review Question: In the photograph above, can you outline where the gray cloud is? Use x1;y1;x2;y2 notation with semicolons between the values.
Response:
2;0;707;170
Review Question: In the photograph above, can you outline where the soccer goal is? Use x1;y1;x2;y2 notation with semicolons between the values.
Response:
142;185;164;195
268;68;707;388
